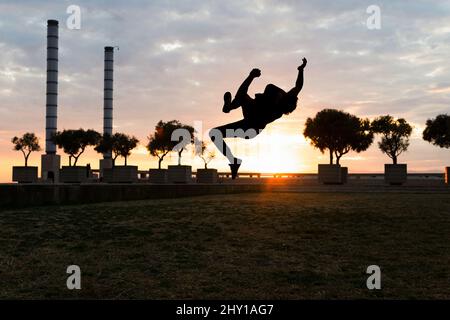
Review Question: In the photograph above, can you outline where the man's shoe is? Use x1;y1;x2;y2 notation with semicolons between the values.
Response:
229;161;241;180
222;92;232;113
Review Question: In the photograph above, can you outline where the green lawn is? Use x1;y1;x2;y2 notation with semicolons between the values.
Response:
0;192;449;299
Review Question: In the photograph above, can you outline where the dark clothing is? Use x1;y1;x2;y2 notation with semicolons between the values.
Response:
239;84;285;129
214;85;286;140
214;119;262;140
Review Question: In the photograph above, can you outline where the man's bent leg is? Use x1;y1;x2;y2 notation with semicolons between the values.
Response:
223;92;234;113
223;70;259;113
209;126;238;165
209;120;260;179
223;92;254;113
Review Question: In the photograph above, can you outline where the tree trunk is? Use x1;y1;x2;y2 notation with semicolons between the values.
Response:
73;156;79;166
25;155;29;167
69;156;72;167
336;155;341;165
329;150;334;165
204;162;208;169
124;156;128;166
158;158;163;169
393;155;397;165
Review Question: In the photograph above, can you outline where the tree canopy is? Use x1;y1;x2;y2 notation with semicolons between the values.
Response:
423;114;450;149
113;133;139;166
147;120;195;168
371;115;412;164
53;129;101;166
11;132;41;167
303;109;373;165
96;133;139;166
94;133;114;158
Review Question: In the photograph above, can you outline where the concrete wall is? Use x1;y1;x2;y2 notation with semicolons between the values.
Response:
0;183;266;208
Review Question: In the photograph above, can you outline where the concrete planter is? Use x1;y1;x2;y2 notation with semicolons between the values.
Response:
196;168;218;184
41;154;60;183
104;166;138;183
385;164;407;185
445;167;450;185
60;166;89;183
318;164;342;184
99;158;113;179
341;167;348;184
168;165;192;184
149;169;168;184
12;166;38;183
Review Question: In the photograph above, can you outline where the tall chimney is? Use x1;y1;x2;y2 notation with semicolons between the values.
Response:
45;20;59;154
103;46;114;159
41;19;61;182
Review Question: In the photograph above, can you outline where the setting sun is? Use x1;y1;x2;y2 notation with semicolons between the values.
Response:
237;130;310;173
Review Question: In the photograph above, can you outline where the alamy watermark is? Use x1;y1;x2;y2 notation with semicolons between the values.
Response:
66;265;81;290
366;265;381;290
366;5;381;30
66;5;81;30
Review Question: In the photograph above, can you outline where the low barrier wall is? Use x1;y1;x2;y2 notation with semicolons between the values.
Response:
0;183;266;208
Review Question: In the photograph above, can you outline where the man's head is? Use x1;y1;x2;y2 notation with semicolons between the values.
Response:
279;93;298;115
263;84;298;115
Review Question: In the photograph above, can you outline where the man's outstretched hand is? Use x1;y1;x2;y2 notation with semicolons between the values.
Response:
298;57;307;70
249;68;261;78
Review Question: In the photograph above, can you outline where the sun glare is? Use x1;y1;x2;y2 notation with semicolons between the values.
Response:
233;131;310;173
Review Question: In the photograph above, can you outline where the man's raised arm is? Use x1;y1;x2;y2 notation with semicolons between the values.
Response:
235;68;261;98
288;58;307;97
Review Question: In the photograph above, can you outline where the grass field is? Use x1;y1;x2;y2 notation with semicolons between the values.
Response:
0;192;449;299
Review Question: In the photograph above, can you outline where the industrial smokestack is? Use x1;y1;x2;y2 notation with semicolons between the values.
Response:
103;46;114;159
41;19;61;183
45;19;59;154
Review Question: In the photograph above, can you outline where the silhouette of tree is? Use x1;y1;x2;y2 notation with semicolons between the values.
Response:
11;132;41;167
147;120;195;168
304;109;373;165
112;133;139;166
196;141;216;169
371;115;412;164
95;133;139;166
423;114;450;149
95;133;114;159
53;129;101;166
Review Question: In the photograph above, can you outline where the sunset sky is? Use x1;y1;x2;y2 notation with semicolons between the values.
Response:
1;0;450;182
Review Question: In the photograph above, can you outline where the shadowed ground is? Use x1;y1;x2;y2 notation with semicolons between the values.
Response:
0;192;449;299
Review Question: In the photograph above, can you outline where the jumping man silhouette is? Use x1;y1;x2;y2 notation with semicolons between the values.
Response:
209;58;307;179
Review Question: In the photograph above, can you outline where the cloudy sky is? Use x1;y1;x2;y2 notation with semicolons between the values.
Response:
1;0;450;181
